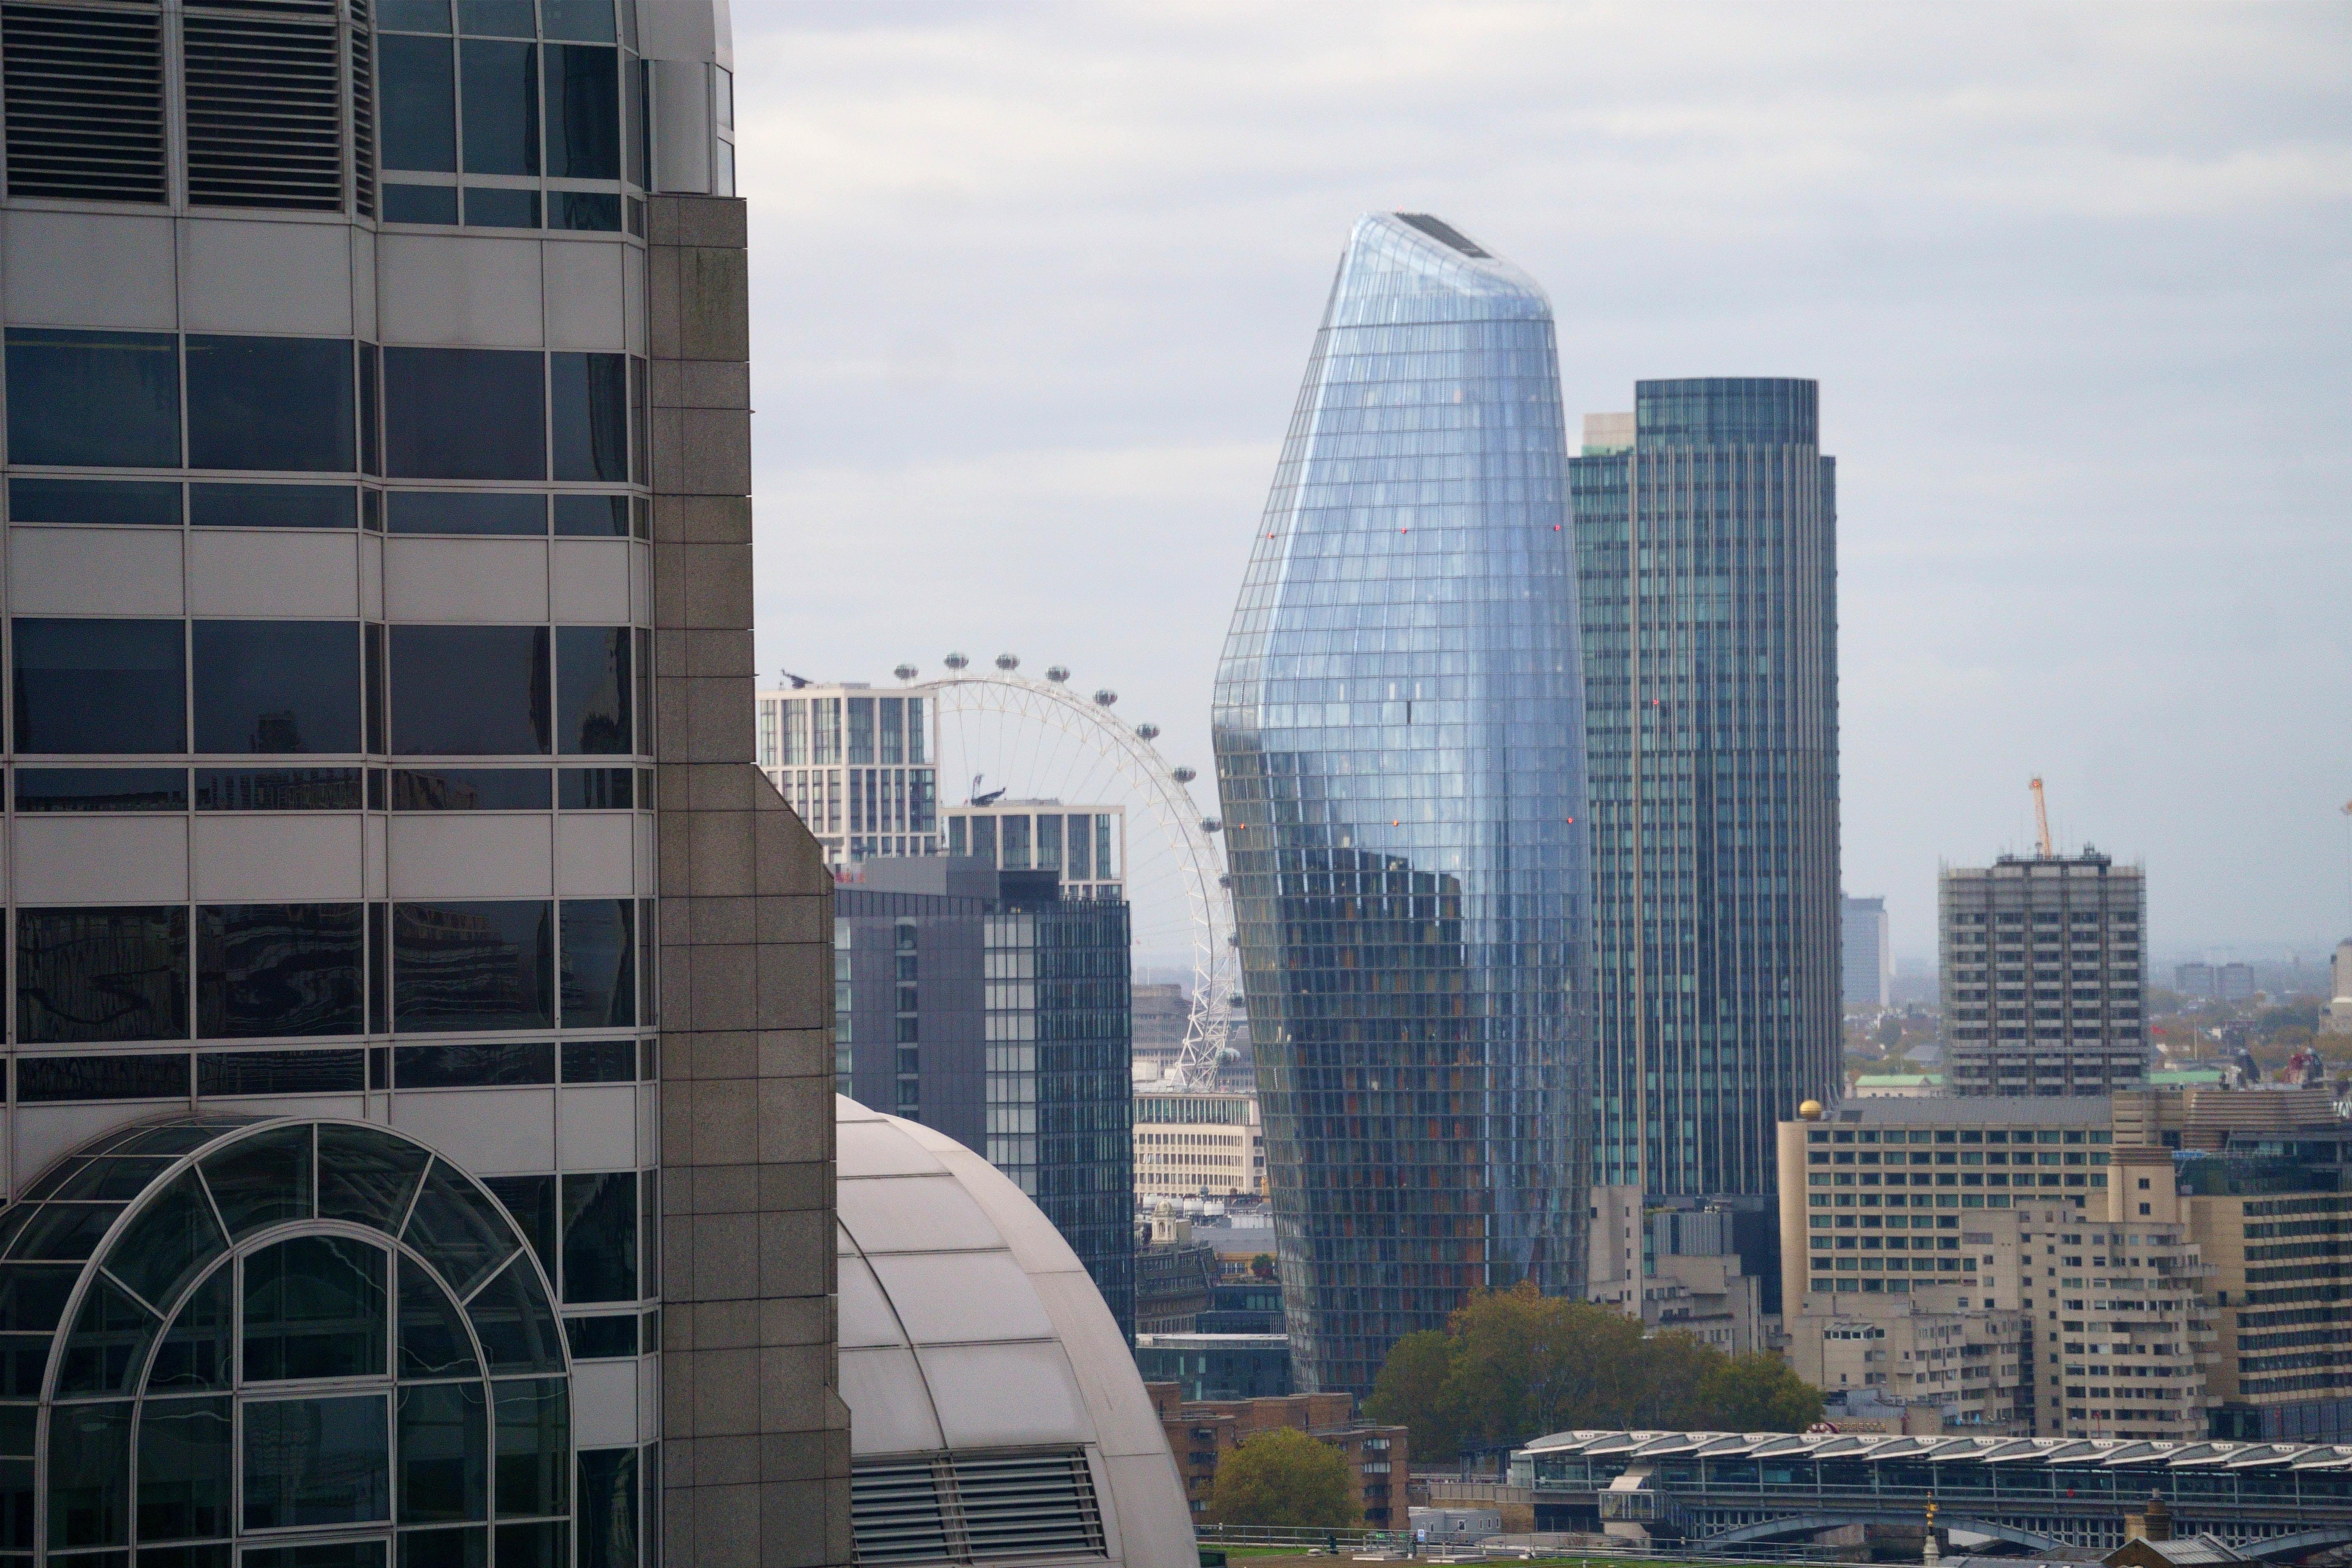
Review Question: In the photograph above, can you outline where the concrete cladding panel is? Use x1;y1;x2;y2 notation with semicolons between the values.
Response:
648;193;849;1568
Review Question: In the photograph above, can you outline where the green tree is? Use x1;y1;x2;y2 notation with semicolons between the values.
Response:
1363;1330;1461;1460
1699;1351;1825;1432
1209;1427;1361;1528
1250;1253;1276;1281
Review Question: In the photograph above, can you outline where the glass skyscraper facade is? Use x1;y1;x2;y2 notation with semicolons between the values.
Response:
0;8;851;1567
1212;213;1590;1397
1572;378;1841;1201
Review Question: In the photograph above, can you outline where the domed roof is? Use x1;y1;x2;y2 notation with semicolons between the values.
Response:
836;1097;1193;1568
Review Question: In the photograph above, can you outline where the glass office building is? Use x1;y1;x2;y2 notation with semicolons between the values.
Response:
835;861;1134;1335
1211;213;1590;1397
0;7;848;1567
1572;379;1841;1201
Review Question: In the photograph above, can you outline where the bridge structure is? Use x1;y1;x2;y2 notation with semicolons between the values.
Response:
1511;1429;2352;1559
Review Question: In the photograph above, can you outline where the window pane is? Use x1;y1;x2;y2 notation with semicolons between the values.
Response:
7;477;181;526
11;617;185;755
102;1169;227;1312
556;767;630;808
390;626;550;755
56;1275;159;1395
381;34;457;171
392;900;554;1032
386;491;544;535
16;906;188;1045
135;1396;232;1541
551;495;628;536
459;0;534;37
394;1042;555;1089
481;1175;556;1285
185;336;354;473
559;1040;633;1083
559;1172;635;1304
242;1393;391;1528
542;0;613;42
318;1124;434;1232
194;768;364;810
191;621;360;755
463;187;539;229
542;45;618;178
199;1124;314;1238
384;184;460;224
550;192;621;232
561;1316;634;1360
15;768;187;812
146;1266;233;1391
470;1259;563;1375
385;0;451;28
383;348;545;481
242;1235;388;1382
399;1381;488;1523
401;1160;521;1299
247;1543;388;1568
47;1400;131;1547
187;483;356;529
559;899;634;1028
575;1449;635;1568
555;627;631;755
9;1203;125;1260
549;353;626;483
196;903;365;1039
461;40;538;175
392;768;552;810
492;1379;568;1514
5;329;180;468
398;1255;481;1379
17;1054;189;1102
399;1527;486;1568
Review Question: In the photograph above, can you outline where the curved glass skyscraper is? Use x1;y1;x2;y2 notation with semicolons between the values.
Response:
1212;213;1590;1396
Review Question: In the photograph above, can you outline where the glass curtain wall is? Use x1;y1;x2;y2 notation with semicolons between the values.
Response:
1210;213;1590;1396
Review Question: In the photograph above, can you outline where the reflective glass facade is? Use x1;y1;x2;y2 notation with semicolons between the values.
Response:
1572;378;1840;1200
1212;213;1590;1396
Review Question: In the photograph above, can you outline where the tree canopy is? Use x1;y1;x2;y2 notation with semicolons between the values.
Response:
1363;1282;1823;1460
1209;1426;1361;1528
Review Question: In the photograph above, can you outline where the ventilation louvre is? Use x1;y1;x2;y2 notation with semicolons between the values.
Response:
0;3;166;202
183;11;344;211
851;1450;1106;1565
349;0;374;217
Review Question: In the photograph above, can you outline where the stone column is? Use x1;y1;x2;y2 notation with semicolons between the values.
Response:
647;193;851;1568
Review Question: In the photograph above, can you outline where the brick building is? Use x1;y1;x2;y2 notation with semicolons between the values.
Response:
1145;1384;1407;1527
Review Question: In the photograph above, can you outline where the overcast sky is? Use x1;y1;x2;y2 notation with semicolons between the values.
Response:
735;1;2352;968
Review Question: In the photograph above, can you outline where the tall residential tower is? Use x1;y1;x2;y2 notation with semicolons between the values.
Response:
1941;850;2148;1094
1572;380;1842;1202
0;6;850;1566
1212;213;1590;1397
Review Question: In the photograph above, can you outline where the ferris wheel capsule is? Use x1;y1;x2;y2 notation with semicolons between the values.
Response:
1171;765;1196;785
1045;665;1071;683
1200;818;1222;834
1093;689;1118;707
995;653;1019;671
943;652;969;670
893;663;918;682
1136;722;1160;742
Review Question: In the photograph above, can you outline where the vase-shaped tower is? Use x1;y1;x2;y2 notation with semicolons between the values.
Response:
1212;212;1591;1397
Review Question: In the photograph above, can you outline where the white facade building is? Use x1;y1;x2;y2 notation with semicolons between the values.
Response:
1844;894;1893;1007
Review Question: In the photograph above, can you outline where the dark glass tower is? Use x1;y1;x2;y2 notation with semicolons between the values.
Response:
1212;213;1590;1397
1572;378;1841;1203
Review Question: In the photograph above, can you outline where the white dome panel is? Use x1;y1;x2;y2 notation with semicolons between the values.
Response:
838;1255;906;1349
839;1345;946;1453
838;1170;1000;1253
869;1251;1056;1344
915;1341;1094;1449
839;1116;953;1178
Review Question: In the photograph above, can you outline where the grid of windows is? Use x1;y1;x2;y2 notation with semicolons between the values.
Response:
1210;214;1588;1396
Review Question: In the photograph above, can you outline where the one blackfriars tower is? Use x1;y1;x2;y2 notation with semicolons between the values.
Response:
1212;213;1591;1397
1572;380;1842;1209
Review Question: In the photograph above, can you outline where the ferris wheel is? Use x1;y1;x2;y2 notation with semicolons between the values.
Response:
898;652;1236;1090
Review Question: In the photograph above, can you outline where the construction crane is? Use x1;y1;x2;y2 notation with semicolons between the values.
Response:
2029;777;2056;859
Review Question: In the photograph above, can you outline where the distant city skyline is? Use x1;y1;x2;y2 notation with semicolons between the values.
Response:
735;4;2351;956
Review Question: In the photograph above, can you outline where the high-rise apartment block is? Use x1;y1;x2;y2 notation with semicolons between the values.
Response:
1942;850;2148;1095
756;680;942;864
0;8;852;1566
1844;895;1892;1008
1213;213;1590;1396
1573;380;1842;1199
834;858;1134;1334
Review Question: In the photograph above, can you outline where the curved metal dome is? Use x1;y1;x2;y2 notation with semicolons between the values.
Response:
836;1098;1193;1568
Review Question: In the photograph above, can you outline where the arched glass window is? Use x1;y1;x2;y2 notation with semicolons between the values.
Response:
0;1115;570;1568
